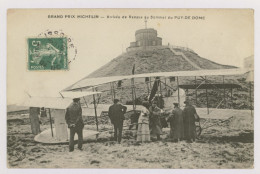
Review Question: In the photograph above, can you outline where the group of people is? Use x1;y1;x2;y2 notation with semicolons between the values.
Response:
64;97;199;152
136;100;199;143
108;98;199;144
168;101;199;143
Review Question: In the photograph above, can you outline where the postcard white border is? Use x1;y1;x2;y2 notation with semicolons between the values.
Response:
0;0;259;174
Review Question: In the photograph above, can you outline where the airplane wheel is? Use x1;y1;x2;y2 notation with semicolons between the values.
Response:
196;125;202;138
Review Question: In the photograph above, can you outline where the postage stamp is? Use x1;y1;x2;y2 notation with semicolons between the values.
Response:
28;37;68;70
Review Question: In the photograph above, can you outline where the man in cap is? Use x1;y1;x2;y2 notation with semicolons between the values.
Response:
183;100;197;143
167;103;184;142
65;98;84;152
149;100;163;140
108;99;127;143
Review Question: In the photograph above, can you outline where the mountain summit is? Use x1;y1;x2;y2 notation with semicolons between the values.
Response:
87;28;236;78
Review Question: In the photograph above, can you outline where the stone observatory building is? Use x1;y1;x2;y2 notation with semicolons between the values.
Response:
127;28;162;52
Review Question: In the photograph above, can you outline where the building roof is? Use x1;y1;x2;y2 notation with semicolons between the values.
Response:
135;28;157;35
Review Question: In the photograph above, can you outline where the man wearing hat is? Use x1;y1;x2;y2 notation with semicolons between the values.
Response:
108;99;127;143
168;103;184;142
149;100;163;140
183;100;197;143
65;98;84;152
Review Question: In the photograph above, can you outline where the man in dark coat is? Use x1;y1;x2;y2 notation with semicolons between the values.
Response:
108;99;127;143
149;101;163;140
65;98;84;152
183;100;197;143
168;103;184;142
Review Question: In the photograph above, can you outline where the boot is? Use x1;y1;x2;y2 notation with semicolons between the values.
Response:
157;135;161;141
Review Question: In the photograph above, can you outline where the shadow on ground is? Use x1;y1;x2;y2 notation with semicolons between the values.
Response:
197;130;253;144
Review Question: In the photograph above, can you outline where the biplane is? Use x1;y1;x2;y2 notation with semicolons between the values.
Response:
22;56;254;143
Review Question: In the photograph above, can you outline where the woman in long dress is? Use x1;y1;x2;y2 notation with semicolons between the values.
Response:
136;102;151;142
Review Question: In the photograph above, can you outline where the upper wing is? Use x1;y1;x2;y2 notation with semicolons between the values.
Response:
64;68;248;91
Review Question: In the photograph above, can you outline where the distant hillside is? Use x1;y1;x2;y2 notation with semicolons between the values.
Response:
7;104;29;113
87;46;236;78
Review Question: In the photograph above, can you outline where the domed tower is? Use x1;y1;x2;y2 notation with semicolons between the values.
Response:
127;28;162;51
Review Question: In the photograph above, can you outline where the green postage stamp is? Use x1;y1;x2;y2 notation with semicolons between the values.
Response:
28;37;68;70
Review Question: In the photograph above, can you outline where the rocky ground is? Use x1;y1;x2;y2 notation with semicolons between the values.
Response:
7;110;253;169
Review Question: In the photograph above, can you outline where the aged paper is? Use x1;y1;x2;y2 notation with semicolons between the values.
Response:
7;9;254;169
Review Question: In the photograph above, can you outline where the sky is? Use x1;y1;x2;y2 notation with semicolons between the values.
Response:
7;9;254;105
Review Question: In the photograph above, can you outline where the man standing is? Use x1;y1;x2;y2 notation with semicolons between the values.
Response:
108;99;127;143
183;100;197;143
65;98;84;152
149;101;163;141
168;103;184;142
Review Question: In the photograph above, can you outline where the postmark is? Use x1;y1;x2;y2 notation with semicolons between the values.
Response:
37;29;78;63
28;37;68;70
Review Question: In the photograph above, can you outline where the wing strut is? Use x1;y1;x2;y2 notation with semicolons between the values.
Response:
249;82;253;117
48;108;54;137
177;76;180;106
223;76;226;108
205;76;209;114
195;76;198;106
92;87;99;132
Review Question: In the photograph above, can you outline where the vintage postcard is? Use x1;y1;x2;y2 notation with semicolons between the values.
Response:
7;9;254;169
